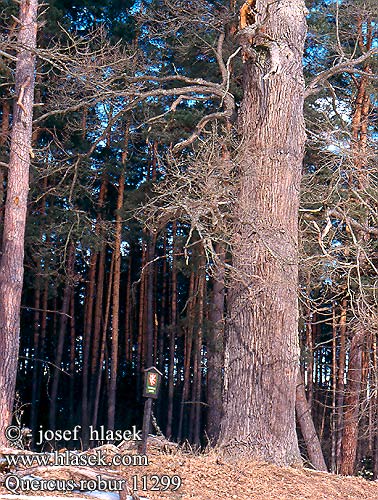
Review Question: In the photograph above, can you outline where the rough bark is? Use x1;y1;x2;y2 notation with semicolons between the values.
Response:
218;0;306;465
0;0;38;446
0;99;10;221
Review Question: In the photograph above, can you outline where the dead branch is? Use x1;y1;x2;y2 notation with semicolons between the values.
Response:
305;48;378;98
327;209;378;236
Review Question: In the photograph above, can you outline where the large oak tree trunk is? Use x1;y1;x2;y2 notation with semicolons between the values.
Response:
0;0;38;446
218;0;306;465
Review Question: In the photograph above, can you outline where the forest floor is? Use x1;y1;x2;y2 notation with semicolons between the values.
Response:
2;441;378;500
124;448;378;500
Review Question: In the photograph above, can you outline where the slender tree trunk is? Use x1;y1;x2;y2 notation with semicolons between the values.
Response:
219;0;306;465
331;302;337;472
145;234;156;368
48;244;75;433
30;277;48;445
30;265;41;433
296;372;327;471
157;234;168;373
108;123;129;429
306;305;314;409
88;178;108;428
340;325;365;475
373;332;378;480
93;253;114;431
336;298;347;471
136;243;147;395
125;256;132;364
108;169;125;430
69;291;76;426
82;252;97;447
166;221;177;438
193;262;205;445
0;0;38;446
82;177;108;429
178;270;195;442
207;244;225;443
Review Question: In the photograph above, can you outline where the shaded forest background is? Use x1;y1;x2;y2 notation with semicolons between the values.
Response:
0;0;377;479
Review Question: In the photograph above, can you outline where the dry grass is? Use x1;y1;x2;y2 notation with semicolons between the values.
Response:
2;443;378;500
120;447;378;500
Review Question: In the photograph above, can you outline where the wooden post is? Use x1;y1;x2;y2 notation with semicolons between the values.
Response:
141;398;153;455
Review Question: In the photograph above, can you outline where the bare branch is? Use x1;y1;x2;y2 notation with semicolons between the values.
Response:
215;31;227;86
305;48;378;98
172;110;232;152
0;49;17;61
328;209;378;236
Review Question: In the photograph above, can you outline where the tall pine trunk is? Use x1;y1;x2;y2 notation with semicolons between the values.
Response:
207;244;225;443
219;0;306;465
340;326;365;475
166;221;177;438
0;0;38;446
108;171;125;430
49;244;75;433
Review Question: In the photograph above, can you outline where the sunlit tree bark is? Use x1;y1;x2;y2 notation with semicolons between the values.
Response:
219;0;307;465
0;0;38;446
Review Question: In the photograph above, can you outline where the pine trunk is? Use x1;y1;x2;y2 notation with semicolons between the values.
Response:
193;263;205;445
93;253;114;431
0;0;38;446
219;0;306;465
336;298;347;470
108;170;125;430
69;291;76;425
48;244;75;433
207;244;225;443
166;222;177;438
340;327;365;475
178;270;195;441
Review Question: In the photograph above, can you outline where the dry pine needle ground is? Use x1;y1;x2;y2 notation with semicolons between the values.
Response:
2;443;378;500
